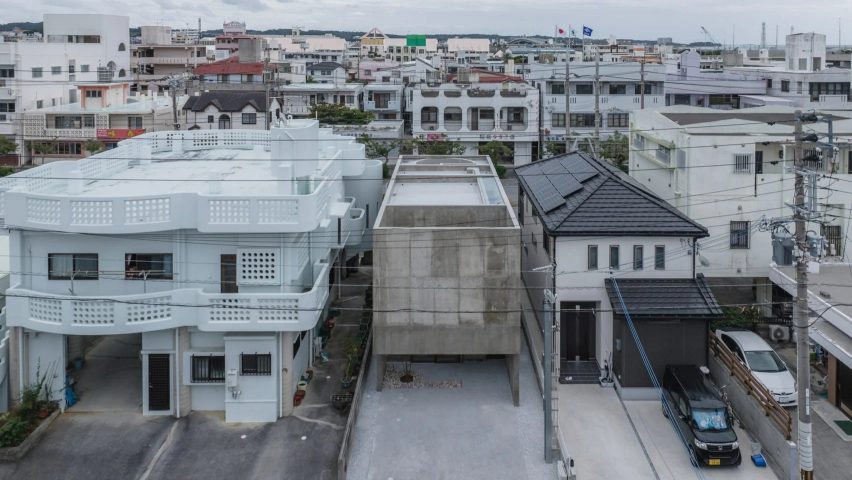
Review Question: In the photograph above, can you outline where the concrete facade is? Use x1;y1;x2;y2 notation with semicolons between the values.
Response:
373;155;521;403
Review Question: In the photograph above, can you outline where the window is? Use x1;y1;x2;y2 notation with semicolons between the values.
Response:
796;81;803;94
551;113;565;127
242;112;257;124
635;83;651;95
766;79;773;89
36;100;43;109
240;353;272;375
125;254;173;279
118;42;126;52
609;245;620;270
730;221;750;249
191;355;225;383
608;84;626;95
0;66;13;78
48;253;99;280
781;80;790;92
588;245;598;270
755;151;763;174
80;64;90;73
569;113;597;127
633;245;644;270
51;66;61;75
207;115;214;123
734;154;752;173
127;116;143;129
85;90;102;98
32;67;43;78
575;83;593;95
654;246;665;270
543;230;551;255
656;146;671;165
0;101;15;113
607;113;629;128
550;83;565;95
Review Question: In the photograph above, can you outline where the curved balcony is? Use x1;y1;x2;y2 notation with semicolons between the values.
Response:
6;264;331;335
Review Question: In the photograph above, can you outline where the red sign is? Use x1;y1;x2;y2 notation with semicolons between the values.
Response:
96;128;146;140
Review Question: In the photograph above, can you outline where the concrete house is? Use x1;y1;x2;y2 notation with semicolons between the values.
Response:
517;153;722;396
372;155;521;403
306;62;346;84
2;118;383;422
182;91;281;130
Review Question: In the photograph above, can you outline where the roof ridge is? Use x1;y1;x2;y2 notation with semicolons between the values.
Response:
552;171;610;232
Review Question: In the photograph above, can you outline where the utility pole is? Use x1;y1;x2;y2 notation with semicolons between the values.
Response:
593;50;600;156
537;258;558;464
639;58;645;110
793;110;813;480
564;36;571;154
168;77;180;130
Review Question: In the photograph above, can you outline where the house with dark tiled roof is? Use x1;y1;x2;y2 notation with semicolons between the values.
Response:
181;91;282;130
516;152;721;394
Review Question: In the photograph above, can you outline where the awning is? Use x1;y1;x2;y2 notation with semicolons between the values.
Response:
811;319;852;369
605;276;723;318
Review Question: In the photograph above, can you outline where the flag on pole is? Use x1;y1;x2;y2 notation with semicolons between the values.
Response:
556;25;567;36
582;25;593;36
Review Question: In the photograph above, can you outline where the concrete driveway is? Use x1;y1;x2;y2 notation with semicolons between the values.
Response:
0;412;175;480
624;400;780;480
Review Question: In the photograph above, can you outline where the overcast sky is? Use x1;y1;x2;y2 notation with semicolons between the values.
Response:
5;0;850;45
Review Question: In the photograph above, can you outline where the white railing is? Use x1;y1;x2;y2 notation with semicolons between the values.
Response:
6;263;331;335
25;128;98;139
365;100;401;111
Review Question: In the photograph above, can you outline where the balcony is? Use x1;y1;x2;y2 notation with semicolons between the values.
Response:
467;89;495;98
6;263;331;335
365;99;401;111
500;121;528;131
443;90;461;98
421;90;440;97
499;89;526;98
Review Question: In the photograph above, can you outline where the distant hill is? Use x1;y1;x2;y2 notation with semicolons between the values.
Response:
0;21;42;33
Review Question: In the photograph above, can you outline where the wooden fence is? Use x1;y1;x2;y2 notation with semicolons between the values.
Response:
709;334;792;439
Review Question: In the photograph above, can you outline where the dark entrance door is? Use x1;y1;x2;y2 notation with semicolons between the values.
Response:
220;254;238;293
148;354;170;412
561;302;596;362
838;360;852;418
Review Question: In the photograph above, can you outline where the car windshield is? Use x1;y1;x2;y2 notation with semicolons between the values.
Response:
745;350;787;373
692;408;729;431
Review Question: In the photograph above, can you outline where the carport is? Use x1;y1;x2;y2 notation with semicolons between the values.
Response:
68;334;143;412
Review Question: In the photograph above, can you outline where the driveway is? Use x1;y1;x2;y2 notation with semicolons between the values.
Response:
624;400;779;480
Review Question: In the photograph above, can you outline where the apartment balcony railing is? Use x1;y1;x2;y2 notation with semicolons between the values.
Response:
133;57;198;65
6;263;331;335
25;127;98;139
499;90;526;97
467;89;496;98
421;90;440;97
499;121;529;131
365;100;400;111
443;90;462;98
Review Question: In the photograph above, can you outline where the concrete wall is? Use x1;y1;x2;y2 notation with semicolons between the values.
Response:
380;205;513;228
224;333;278;422
709;353;797;480
24;331;65;409
374;224;520;356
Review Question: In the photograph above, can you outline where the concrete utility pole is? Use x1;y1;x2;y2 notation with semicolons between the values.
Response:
593;50;600;156
793;110;813;480
564;37;571;153
537;259;559;464
639;59;645;110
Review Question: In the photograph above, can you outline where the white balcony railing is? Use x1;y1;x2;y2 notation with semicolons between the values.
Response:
365;100;401;111
6;263;331;335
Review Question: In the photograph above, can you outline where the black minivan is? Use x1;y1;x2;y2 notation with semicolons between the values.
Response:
662;365;741;466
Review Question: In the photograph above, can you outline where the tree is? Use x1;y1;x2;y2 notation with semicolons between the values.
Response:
31;142;54;165
0;136;16;155
542;141;566;158
311;103;374;125
83;139;104;155
478;141;512;163
356;135;397;163
600;131;629;171
416;139;466;156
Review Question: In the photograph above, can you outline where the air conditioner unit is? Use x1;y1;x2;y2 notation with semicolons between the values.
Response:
769;325;790;343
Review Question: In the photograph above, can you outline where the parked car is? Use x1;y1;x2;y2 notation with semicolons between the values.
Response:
715;328;797;406
662;365;742;467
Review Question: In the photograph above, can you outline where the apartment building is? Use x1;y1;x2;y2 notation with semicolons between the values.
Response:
306;62;346;84
0;14;130;157
269;34;347;68
363;84;404;120
663;50;767;109
359;28;438;62
20;82;176;164
373;155;521;403
525;62;665;147
193;56;266;89
131;26;210;94
517;153;720;395
3;118;383;422
409;82;539;165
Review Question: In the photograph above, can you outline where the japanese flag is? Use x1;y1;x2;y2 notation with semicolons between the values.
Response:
556;26;567;37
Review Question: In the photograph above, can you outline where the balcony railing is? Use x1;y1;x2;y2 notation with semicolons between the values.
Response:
6;263;331;335
365;100;400;111
467;89;495;98
0;309;8;386
421;90;440;97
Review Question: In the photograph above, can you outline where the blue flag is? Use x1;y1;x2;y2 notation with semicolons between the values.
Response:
583;25;593;36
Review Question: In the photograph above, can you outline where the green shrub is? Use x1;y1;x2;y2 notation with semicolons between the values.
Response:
494;164;507;178
0;415;33;448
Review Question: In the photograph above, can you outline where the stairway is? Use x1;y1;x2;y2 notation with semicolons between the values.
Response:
559;360;601;385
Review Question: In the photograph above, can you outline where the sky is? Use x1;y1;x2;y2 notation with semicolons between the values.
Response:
4;0;851;45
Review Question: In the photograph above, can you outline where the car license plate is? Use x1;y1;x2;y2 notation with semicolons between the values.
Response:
709;459;721;466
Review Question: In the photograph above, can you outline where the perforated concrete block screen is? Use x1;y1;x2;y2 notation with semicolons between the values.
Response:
237;248;280;286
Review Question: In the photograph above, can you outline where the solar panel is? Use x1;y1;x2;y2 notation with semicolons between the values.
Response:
524;173;565;212
552;175;582;198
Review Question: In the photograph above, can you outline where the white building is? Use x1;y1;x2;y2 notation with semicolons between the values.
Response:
629;105;852;308
21;82;177;164
277;83;363;117
306;62;347;84
525;62;665;148
409;82;538;165
363;84;404;120
0;14;130;156
181;91;280;130
131;26;210;94
663;50;768;109
517;153;719;396
3;119;383;422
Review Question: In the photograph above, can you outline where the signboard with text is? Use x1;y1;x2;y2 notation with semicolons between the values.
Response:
96;128;146;140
